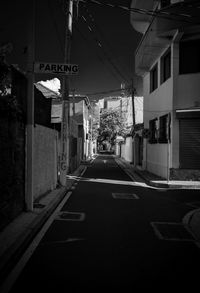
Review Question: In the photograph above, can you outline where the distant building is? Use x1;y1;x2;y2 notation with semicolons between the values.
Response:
51;95;93;169
99;96;134;130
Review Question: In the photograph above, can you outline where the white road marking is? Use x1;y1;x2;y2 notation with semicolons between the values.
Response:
112;193;139;200
150;221;198;244
0;191;73;293
41;238;85;246
56;211;85;222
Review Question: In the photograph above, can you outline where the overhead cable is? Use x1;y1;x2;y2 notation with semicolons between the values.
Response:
77;0;200;25
80;13;129;82
83;4;131;82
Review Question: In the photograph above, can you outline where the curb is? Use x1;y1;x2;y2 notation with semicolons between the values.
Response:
116;156;200;245
133;169;200;190
0;164;87;285
0;186;68;283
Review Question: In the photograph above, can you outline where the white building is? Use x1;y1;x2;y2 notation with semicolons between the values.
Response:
131;0;200;180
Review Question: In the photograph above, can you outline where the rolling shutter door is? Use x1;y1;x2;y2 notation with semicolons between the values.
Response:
179;119;200;169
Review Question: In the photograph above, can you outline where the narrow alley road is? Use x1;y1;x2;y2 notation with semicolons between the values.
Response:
7;155;200;292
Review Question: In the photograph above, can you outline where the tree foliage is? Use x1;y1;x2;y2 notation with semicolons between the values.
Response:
97;108;128;146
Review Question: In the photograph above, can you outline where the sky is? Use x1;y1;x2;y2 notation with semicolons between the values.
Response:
67;0;142;100
39;0;143;100
1;0;142;101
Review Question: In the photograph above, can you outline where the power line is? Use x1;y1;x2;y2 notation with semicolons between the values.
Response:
73;23;122;83
82;4;131;82
80;13;129;83
85;87;130;96
78;0;200;25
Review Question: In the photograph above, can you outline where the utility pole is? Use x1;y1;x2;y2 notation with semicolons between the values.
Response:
167;112;171;183
60;0;74;185
26;0;35;211
72;88;75;116
131;78;135;126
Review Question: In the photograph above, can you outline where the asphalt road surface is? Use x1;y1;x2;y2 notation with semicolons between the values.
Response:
8;155;200;292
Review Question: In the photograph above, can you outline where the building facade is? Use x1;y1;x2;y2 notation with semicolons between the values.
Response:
131;0;200;179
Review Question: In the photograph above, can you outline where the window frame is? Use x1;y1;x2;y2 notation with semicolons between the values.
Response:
158;114;169;143
149;118;158;144
160;47;171;84
150;63;158;93
179;39;200;74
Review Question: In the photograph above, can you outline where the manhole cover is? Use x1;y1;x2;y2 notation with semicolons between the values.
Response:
112;193;139;200
151;222;195;241
56;211;85;221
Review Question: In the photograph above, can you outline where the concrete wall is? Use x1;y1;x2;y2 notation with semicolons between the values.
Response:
115;143;121;156
34;125;58;200
176;73;200;109
121;137;133;162
143;48;173;178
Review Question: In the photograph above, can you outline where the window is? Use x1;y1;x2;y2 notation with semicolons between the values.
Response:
149;118;158;143
159;114;169;143
150;64;158;93
179;39;200;74
160;48;171;84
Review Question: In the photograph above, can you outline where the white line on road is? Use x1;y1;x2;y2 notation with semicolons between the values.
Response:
112;193;139;200
40;237;85;246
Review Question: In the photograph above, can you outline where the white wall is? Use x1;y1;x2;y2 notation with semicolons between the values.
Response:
115;143;120;156
34;125;58;200
147;143;169;178
121;137;133;162
143;47;173;178
143;57;173;126
176;74;200;109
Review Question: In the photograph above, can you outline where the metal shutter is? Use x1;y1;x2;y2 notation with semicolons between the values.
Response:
179;119;200;169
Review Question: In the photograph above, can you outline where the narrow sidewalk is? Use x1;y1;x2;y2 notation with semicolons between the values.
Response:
115;156;200;190
115;156;200;243
0;164;87;285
